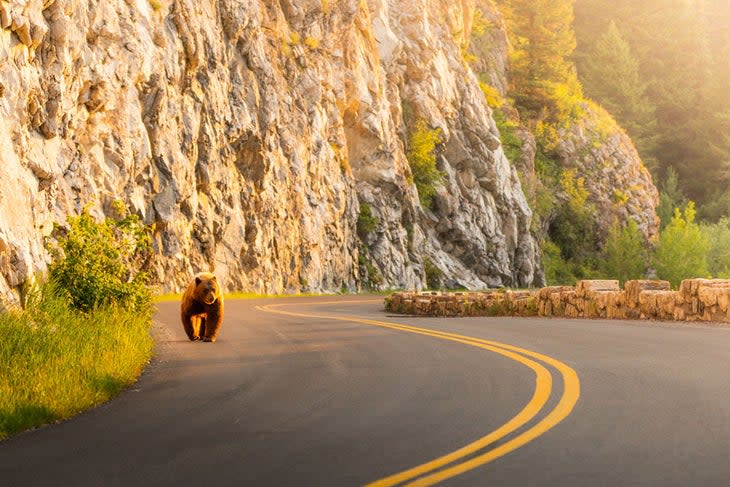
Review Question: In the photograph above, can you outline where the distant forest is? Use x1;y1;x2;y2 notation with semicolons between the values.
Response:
574;0;730;222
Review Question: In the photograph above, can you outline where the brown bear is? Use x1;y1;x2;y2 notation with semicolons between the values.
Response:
180;272;224;342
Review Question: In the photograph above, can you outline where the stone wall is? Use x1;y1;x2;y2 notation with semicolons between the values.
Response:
384;279;730;323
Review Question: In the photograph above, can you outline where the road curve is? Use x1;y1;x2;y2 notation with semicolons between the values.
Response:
2;296;730;486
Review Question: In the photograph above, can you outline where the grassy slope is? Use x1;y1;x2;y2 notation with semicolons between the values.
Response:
0;292;153;440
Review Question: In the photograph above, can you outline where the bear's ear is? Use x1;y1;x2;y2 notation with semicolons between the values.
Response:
195;277;201;286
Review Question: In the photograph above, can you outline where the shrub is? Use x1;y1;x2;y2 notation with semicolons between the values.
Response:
493;110;522;164
148;0;162;11
407;119;444;208
357;203;378;239
47;205;152;314
304;37;320;49
423;258;443;289
701;218;730;278
654;201;710;288
598;219;648;284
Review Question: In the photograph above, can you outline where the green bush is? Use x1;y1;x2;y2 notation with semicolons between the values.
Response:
701;218;730;278
598;219;648;284
47;205;152;314
423;258;443;289
407;119;444;209
654;201;710;288
493;110;523;164
357;203;378;239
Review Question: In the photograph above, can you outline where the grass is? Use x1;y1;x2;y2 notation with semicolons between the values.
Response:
0;287;153;440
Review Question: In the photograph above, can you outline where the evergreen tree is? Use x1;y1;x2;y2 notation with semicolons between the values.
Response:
598;219;648;284
501;0;582;122
656;167;687;230
579;21;658;171
574;0;730;209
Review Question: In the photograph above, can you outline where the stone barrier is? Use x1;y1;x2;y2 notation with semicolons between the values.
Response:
384;279;730;323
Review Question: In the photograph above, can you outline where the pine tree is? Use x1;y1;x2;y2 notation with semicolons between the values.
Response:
501;0;582;122
579;21;658;171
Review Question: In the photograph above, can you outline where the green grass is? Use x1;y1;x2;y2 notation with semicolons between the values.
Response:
0;287;153;440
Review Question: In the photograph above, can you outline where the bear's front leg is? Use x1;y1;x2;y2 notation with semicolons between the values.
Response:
202;306;223;342
181;312;200;341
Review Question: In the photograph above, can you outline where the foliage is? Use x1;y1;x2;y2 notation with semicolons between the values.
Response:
304;37;320;49
358;247;383;289
701;218;730;278
471;8;491;38
597;219;648;284
357;203;378;239
542;239;578;285
501;0;583;122
546;169;600;277
656;167;687;230
574;0;730;208
423;258;443;290
148;0;162;11
0;281;153;440
493;110;522;164
406;119;444;208
578;20;658;171
653;202;710;288
479;81;504;109
47;205;152;314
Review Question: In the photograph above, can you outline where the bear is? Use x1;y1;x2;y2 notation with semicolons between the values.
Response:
180;272;224;342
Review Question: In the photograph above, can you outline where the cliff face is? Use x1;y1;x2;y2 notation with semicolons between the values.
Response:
0;0;654;302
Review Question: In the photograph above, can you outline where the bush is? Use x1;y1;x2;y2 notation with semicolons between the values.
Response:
357;203;378;239
47;205;152;314
654;201;709;288
423;258;443;290
407;119;444;209
701;218;730;278
598;219;648;284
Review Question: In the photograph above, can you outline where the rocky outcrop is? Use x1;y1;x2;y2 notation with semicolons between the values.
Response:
553;103;659;242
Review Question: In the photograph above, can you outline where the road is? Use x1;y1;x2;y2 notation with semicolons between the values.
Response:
2;295;730;486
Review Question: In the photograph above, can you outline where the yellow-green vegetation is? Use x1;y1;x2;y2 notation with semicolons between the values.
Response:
0;206;153;440
148;0;162;12
303;37;320;49
0;286;153;440
406;119;444;209
654;202;710;288
321;0;331;15
598;219;647;285
493;110;522;164
479;81;503;109
289;32;301;44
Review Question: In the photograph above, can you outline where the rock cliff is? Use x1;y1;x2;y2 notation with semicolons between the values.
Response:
0;0;655;302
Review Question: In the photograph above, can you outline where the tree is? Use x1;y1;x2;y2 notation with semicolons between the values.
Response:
501;0;583;122
579;21;658;171
653;202;710;288
599;219;648;284
656;167;687;230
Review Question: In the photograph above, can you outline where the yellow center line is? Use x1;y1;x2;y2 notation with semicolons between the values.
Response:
256;301;580;486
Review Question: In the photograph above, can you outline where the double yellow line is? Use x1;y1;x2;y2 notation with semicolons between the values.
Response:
257;301;580;486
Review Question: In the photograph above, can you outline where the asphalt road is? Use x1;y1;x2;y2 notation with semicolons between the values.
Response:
2;295;730;486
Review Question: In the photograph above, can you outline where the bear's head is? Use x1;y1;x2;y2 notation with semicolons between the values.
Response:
194;272;221;305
